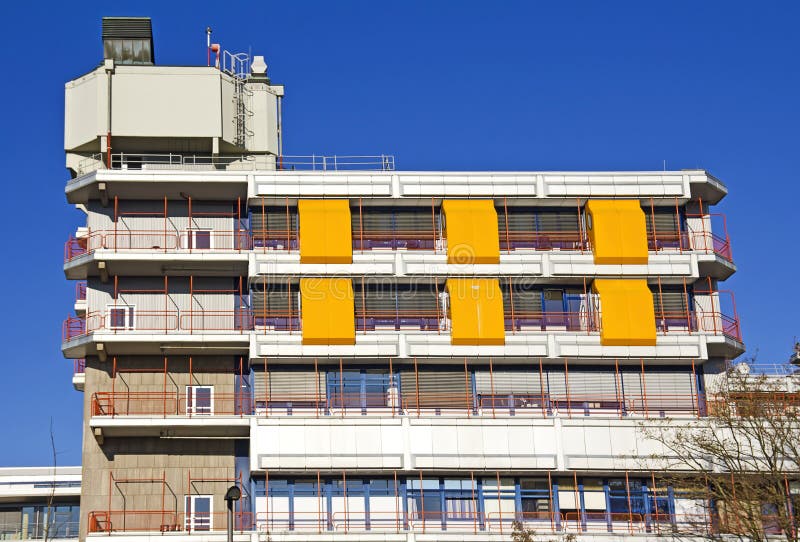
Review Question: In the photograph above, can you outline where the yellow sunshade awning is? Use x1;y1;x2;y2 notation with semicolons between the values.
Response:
298;200;353;264
593;278;656;346
447;278;505;345
442;200;500;264
300;278;355;345
585;200;648;265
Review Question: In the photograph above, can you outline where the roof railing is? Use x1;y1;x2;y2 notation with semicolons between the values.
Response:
74;153;395;176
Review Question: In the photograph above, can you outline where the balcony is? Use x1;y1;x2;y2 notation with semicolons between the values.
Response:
64;231;250;279
61;310;252;358
72;359;85;391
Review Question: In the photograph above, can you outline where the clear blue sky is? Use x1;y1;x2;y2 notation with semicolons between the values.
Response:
0;0;797;466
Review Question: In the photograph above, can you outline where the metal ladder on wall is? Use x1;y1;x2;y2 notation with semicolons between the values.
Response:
222;51;254;148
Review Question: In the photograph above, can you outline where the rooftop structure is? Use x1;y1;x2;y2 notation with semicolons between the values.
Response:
61;16;761;542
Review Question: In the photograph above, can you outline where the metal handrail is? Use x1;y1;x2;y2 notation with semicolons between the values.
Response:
73;153;396;175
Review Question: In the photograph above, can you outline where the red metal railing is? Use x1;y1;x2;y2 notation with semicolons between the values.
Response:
75;281;87;301
500;231;588;252
355;310;444;332
353;230;437;251
92;392;254;417
505;311;598;333
88;511;254;534
686;213;733;262
62;310;254;342
696;311;742;342
73;359;86;375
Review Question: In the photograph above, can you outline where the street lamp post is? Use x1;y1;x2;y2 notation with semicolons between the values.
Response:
224;485;242;542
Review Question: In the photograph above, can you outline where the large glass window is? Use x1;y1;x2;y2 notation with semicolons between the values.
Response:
608;479;647;517
519;478;551;518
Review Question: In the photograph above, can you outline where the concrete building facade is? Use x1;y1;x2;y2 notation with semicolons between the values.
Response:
62;17;747;542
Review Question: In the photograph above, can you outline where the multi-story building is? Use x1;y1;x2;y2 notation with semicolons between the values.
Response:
62;17;746;541
0;467;81;540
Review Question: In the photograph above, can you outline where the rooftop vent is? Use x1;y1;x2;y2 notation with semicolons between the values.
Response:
102;17;154;65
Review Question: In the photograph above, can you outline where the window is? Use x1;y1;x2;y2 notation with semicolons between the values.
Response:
519;478;551;517
185;495;212;532
107;305;135;329
442;479;476;520
186;386;214;415
185;229;213;250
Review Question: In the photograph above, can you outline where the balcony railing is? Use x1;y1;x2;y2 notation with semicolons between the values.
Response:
73;359;86;375
88;510;253;534
75;153;395;176
65;228;734;261
499;231;588;252
505;311;598;333
63;309;740;343
87;509;777;537
355;310;445;332
62;310;254;341
92;392;253;417
91;390;707;419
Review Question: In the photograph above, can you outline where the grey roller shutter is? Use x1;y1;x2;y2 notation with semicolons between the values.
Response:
399;368;471;409
643;368;696;411
498;207;537;232
253;370;325;404
566;368;617;401
644;208;680;234
251;283;299;314
474;370;541;395
537;210;580;232
620;368;644;411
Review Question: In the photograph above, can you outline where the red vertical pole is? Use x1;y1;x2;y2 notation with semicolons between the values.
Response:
615;358;622;419
107;471;112;527
691;359;698;418
237;196;241;252
189;275;194;335
683;277;692;333
657;277;665;333
161;470;166;530
414;357;421;417
288;278;293;333
503;196;511;254
358;197;364;251
315;357;320;419
113;196;118;253
261;275;266;334
163;356;168;418
164;196;168;254
576;198;584;253
389;357;396;416
675;196;683;252
264;356;270;418
434;281;441;334
573;471;580;530
649;197;658;251
164;275;169;334
489;357;496;419
508;277;516;335
360;276;366;334
431;197;437;252
285;196;290;252
641;358;649;418
564;358;572;418
265;470;269;531
464;357;472;417
188;356;193;416
188;195;192;254
261;196;266;254
538;358;546;418
339;358;344;417
239;276;244;333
